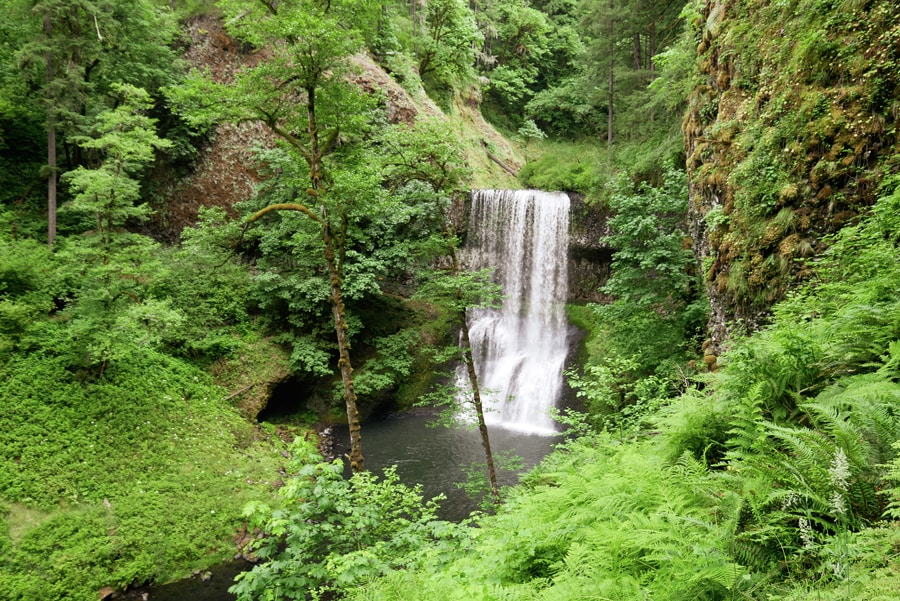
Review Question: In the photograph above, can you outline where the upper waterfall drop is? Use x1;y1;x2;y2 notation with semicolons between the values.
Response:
461;189;571;435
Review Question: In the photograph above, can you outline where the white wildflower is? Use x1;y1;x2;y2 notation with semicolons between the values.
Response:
831;560;844;578
830;490;847;516
828;448;851;491
781;491;799;510
798;517;815;548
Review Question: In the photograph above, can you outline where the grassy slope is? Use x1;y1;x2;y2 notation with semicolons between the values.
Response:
0;348;290;600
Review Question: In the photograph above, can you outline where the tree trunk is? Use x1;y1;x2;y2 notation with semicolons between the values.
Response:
446;240;499;504
323;214;365;473
607;0;615;153
460;311;500;504
306;86;322;191
44;14;56;247
305;81;363;472
633;32;641;71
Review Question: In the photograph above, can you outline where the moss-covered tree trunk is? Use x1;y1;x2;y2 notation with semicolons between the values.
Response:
249;84;365;472
322;215;364;472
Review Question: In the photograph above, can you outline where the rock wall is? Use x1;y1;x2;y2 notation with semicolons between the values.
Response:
567;193;613;303
685;0;900;353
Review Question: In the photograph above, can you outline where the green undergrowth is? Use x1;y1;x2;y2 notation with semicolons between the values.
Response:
517;140;607;197
0;348;289;600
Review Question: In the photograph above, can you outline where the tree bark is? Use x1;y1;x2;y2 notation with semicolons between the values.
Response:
44;14;56;247
446;239;499;504
459;310;500;504
633;32;641;71
323;215;364;472
607;0;615;153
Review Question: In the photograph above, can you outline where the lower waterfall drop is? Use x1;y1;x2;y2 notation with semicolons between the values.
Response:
461;189;570;435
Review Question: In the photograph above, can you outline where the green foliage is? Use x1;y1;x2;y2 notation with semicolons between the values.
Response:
516;140;605;193
62;84;172;246
0;236;54;352
477;0;560;128
14;0;180;144
565;168;706;434
601;167;692;305
230;441;463;600
150;208;256;359
594;168;707;368
0;347;288;600
416;0;482;97
349;435;745;601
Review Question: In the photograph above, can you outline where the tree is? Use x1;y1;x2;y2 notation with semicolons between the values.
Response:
576;0;685;148
171;0;390;472
415;0;482;91
12;0;179;245
476;0;554;126
62;84;171;250
595;166;706;373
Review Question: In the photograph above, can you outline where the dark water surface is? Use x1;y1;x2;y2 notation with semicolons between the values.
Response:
335;412;559;521
112;560;251;601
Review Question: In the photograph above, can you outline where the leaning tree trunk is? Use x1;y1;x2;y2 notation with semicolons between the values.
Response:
459;311;500;504
447;240;499;503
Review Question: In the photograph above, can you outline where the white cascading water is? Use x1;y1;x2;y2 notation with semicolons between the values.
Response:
459;189;570;435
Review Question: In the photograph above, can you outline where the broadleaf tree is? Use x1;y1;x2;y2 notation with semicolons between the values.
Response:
170;0;394;472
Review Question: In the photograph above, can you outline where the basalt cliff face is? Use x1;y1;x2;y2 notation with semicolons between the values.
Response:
685;0;900;352
567;194;613;303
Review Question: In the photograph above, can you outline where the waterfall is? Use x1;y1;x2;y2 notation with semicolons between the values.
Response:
460;189;570;435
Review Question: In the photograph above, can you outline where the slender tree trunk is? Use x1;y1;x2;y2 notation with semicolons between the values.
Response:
607;0;615;153
252;84;366;471
633;32;641;71
44;14;56;247
323;217;364;472
305;85;364;472
459;311;500;504
447;239;499;503
306;86;322;190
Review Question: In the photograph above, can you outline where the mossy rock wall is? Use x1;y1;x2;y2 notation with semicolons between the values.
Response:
685;0;900;350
